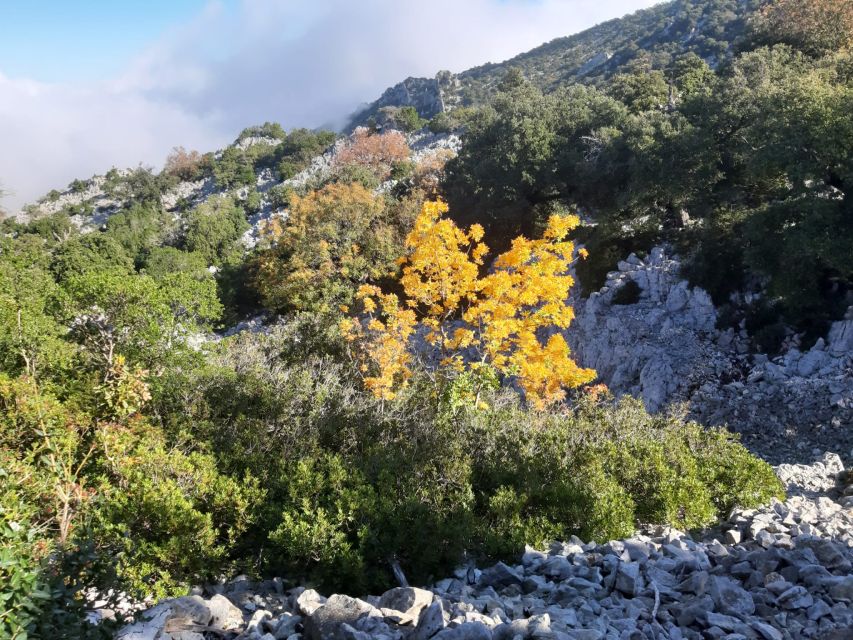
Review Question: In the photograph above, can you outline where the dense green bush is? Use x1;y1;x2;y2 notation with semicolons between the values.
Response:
21;212;77;246
51;234;135;283
93;423;262;598
143;247;211;280
156;316;783;594
104;204;176;267
213;147;256;189
445;45;853;330
428;112;453;134
183;195;250;267
0;481;46;640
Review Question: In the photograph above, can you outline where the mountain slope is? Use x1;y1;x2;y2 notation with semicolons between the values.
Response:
348;0;762;128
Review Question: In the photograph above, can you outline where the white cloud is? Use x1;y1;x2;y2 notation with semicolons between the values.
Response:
0;0;661;211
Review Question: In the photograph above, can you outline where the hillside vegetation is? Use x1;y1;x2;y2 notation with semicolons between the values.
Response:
1;0;848;637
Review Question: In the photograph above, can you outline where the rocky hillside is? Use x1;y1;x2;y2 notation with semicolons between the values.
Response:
566;248;853;465
348;0;762;128
116;453;853;640
3;2;850;637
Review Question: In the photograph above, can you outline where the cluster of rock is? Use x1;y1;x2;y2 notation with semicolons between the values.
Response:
21;171;129;231
566;247;853;464
347;71;461;131
115;454;852;640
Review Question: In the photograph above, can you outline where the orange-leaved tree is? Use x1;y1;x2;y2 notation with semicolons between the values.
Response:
335;128;410;179
340;200;595;407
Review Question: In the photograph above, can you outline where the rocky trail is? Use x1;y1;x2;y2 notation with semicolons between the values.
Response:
115;453;852;640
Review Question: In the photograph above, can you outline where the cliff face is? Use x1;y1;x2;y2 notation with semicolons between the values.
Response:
348;72;460;130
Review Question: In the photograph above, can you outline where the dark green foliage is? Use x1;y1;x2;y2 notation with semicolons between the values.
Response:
390;160;415;181
274;128;336;179
183;195;250;267
267;184;295;209
388;106;426;132
123;167;168;207
21;212;77;247
243;188;263;214
158;320;782;593
213;147;256;189
428;112;453;134
105;204;175;266
325;163;382;191
51;234;135;283
143;247;211;280
446;41;853;329
607;70;670;113
69;178;89;194
103;168;123;197
92;424;262;598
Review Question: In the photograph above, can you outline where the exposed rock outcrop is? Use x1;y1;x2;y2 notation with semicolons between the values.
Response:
567;248;853;464
347;72;460;131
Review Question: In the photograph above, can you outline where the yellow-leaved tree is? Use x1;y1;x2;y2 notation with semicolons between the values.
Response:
341;200;595;407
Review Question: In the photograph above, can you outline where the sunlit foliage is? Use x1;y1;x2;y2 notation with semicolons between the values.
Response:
342;200;595;406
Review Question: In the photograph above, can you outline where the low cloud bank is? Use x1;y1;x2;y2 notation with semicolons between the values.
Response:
0;0;659;210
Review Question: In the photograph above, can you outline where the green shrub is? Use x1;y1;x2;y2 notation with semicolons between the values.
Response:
325;163;382;191
244;189;263;214
268;454;374;592
213;148;256;190
428;112;453;134
0;488;46;640
183;195;249;267
267;184;295;209
93;424;263;598
104;204;175;266
143;247;211;280
390;160;415;181
51;234;135;283
68;179;89;194
393;106;426;132
23;212;77;246
186;339;782;592
123;167;166;207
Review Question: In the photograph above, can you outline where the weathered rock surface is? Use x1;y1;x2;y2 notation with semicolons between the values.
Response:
567;247;853;464
115;454;853;640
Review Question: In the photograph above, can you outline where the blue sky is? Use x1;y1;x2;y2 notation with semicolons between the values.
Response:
0;0;661;210
0;1;222;81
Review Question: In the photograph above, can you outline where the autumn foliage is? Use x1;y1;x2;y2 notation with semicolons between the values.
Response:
759;0;853;55
411;148;457;196
164;146;206;181
254;182;403;313
341;200;596;407
335;128;410;179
